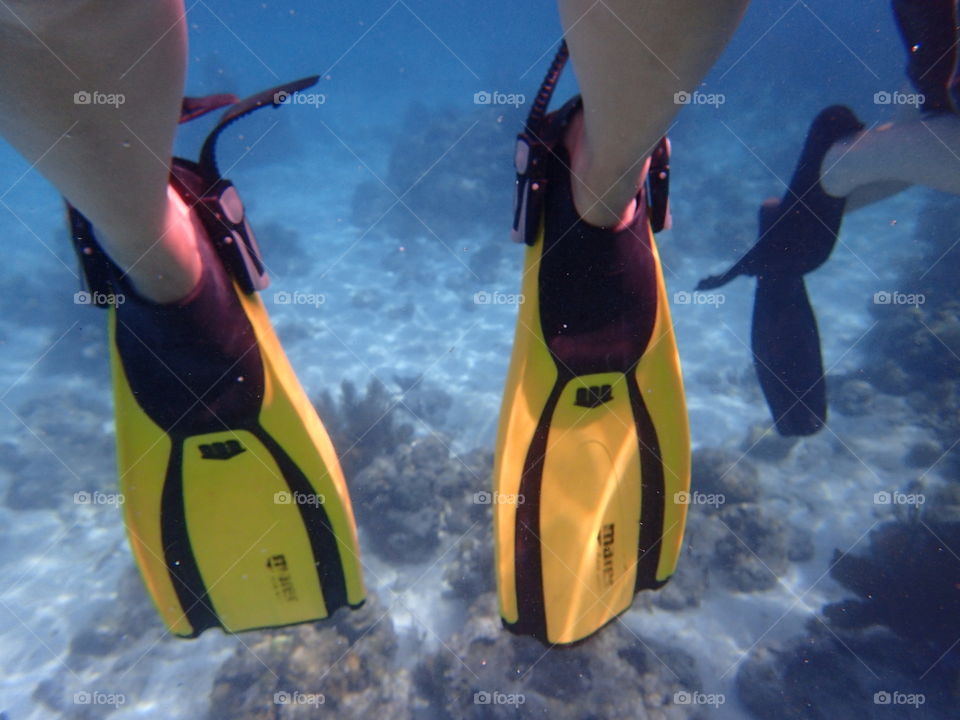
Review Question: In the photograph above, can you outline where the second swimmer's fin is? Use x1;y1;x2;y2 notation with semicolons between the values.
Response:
68;77;365;637
697;105;864;436
496;44;690;645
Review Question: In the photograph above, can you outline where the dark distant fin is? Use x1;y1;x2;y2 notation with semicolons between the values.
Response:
695;261;747;291
752;272;826;437
180;94;240;124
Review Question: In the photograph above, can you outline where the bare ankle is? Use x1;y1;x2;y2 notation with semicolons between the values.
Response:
565;109;646;229
116;187;203;303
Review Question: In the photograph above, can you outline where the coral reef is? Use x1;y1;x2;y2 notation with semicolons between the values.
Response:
3;390;115;511
351;434;490;564
828;374;876;417
736;623;955;720
315;375;487;564
652;448;813;609
257;220;312;280
349;103;522;244
393;373;453;429
713;503;814;592
691;447;760;504
442;514;494;600
414;593;701;720
861;194;960;470
32;565;170;719
740;423;800;463
737;518;960;718
313;378;414;479
823;520;960;659
207;593;413;720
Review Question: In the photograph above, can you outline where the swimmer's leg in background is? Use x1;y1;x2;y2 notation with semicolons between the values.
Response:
824;0;960;205
557;0;749;226
825;115;960;205
0;0;198;302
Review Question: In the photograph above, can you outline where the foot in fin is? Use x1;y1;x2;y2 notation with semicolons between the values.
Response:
68;78;365;637
496;56;690;645
892;0;960;115
697;105;864;437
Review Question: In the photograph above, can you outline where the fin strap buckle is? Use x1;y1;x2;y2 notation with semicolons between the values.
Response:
647;137;671;234
197;179;269;295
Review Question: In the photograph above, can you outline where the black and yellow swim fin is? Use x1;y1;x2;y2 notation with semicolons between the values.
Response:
68;78;364;637
495;45;690;645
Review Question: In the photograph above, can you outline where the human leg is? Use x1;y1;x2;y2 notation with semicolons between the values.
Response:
557;0;749;226
0;0;198;302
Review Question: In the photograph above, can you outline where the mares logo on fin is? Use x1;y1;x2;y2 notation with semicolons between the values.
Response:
198;439;247;460
575;385;613;408
598;523;616;587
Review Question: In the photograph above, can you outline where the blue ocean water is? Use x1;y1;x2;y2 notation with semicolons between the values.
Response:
1;0;958;718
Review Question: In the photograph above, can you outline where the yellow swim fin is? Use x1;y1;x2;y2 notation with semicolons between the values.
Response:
495;48;690;645
67;78;364;637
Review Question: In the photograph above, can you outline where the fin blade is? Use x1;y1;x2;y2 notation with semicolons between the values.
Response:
752;274;826;436
495;217;689;645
